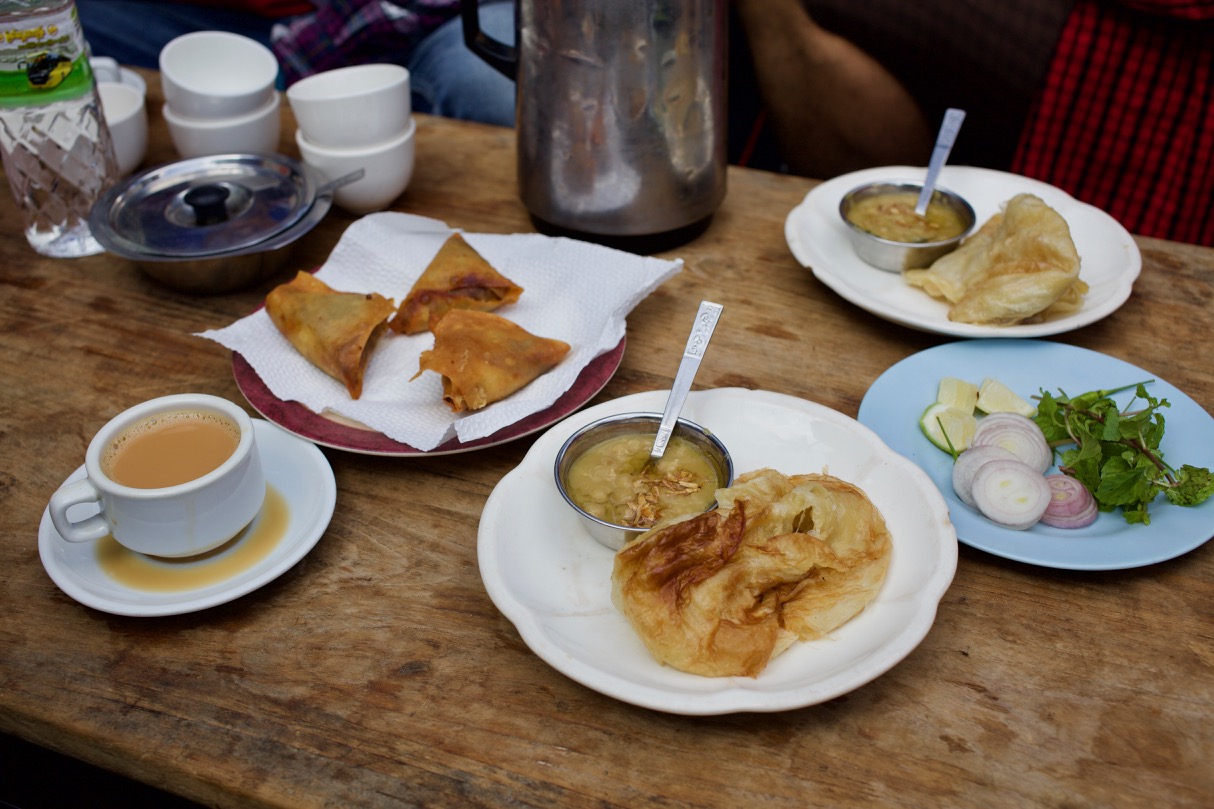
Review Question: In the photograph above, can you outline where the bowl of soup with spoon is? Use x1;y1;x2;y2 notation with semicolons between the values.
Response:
839;181;975;272
554;412;733;551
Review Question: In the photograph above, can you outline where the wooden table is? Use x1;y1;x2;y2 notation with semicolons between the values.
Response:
2;69;1211;809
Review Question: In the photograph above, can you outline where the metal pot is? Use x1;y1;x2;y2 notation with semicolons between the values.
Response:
463;0;728;250
89;153;341;294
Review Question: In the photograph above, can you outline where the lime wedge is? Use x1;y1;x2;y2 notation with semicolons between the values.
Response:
920;402;977;454
976;377;1036;417
937;377;978;412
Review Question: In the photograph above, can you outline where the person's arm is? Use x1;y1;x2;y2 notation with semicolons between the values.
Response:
732;0;932;178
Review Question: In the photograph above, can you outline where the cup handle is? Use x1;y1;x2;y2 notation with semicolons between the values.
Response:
48;478;110;543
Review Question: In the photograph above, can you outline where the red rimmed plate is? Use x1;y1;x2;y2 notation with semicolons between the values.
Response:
232;338;626;456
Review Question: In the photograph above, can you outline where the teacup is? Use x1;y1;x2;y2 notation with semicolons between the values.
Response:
90;57;148;96
97;81;148;175
163;91;282;158
159;31;279;120
287;63;411;149
295;118;416;214
48;394;266;558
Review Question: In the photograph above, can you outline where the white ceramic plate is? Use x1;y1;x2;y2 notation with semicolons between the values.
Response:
857;340;1214;570
39;420;336;616
477;388;958;715
784;166;1141;337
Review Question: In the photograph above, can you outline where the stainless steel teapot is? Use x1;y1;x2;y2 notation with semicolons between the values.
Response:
463;0;728;249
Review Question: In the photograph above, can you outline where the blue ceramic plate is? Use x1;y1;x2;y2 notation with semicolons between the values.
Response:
858;340;1214;570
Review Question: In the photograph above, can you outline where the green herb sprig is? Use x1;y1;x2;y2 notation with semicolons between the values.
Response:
1033;382;1214;525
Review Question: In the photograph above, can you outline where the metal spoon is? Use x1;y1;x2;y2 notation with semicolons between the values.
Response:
915;108;966;217
649;300;723;463
316;167;365;197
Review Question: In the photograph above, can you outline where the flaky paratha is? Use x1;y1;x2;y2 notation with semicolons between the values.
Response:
611;468;892;678
904;193;1086;325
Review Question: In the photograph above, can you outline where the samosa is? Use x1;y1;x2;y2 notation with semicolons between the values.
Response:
389;233;524;334
265;271;395;399
412;310;569;412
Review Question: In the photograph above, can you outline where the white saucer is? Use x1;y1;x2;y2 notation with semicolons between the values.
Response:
39;420;336;616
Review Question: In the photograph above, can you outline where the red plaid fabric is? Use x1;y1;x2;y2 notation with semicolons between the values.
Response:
1012;0;1214;245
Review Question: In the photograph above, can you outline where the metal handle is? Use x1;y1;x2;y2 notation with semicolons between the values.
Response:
650;301;723;461
462;0;518;80
916;108;966;216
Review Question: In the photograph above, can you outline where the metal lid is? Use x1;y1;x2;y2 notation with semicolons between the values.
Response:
89;153;322;259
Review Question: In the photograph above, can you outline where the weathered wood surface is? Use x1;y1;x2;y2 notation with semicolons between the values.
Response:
1;68;1211;808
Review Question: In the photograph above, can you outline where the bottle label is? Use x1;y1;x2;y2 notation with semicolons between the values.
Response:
0;4;94;107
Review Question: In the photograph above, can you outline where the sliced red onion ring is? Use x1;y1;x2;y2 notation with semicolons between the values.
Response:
970;458;1052;530
971;413;1052;473
1040;474;1099;529
952;445;1017;509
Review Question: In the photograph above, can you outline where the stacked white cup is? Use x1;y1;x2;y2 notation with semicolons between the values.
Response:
159;31;282;159
287;64;417;214
92;57;148;175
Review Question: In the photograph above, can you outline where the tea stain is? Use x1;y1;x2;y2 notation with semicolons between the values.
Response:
96;485;289;591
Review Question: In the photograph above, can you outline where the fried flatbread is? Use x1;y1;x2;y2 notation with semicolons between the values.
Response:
611;469;892;678
265;271;395;399
904;193;1086;325
412;309;570;412
389;233;524;334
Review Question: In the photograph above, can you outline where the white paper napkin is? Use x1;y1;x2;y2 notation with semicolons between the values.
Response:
198;213;682;451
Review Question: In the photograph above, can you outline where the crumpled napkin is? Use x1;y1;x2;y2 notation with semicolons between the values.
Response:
198;213;682;451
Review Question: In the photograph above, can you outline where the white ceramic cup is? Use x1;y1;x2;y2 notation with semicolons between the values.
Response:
97;81;148;175
48;394;266;558
287;63;411;149
295;117;416;214
163;91;282;158
90;56;121;83
159;30;279;120
90;57;148;96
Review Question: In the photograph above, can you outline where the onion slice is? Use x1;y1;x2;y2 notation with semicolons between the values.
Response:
1040;474;1099;529
970;413;1052;473
952;445;1017;509
970;458;1051;530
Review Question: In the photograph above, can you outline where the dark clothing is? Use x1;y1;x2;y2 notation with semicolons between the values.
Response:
804;0;1075;170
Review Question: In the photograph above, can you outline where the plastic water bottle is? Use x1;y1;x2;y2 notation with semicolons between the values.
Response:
0;0;118;257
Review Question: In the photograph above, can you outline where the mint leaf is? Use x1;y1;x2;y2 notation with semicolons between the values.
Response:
1033;381;1211;525
1096;453;1160;511
1165;465;1214;507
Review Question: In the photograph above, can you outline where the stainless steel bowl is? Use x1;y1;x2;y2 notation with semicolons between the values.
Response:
839;181;975;272
554;412;733;551
89;153;335;295
128;243;298;295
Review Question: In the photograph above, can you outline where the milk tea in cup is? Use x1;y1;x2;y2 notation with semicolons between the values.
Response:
49;393;266;558
102;408;241;488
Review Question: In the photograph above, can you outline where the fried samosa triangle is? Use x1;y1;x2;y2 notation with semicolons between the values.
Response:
412;310;570;412
265;271;396;399
612;469;892;678
389;233;524;334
